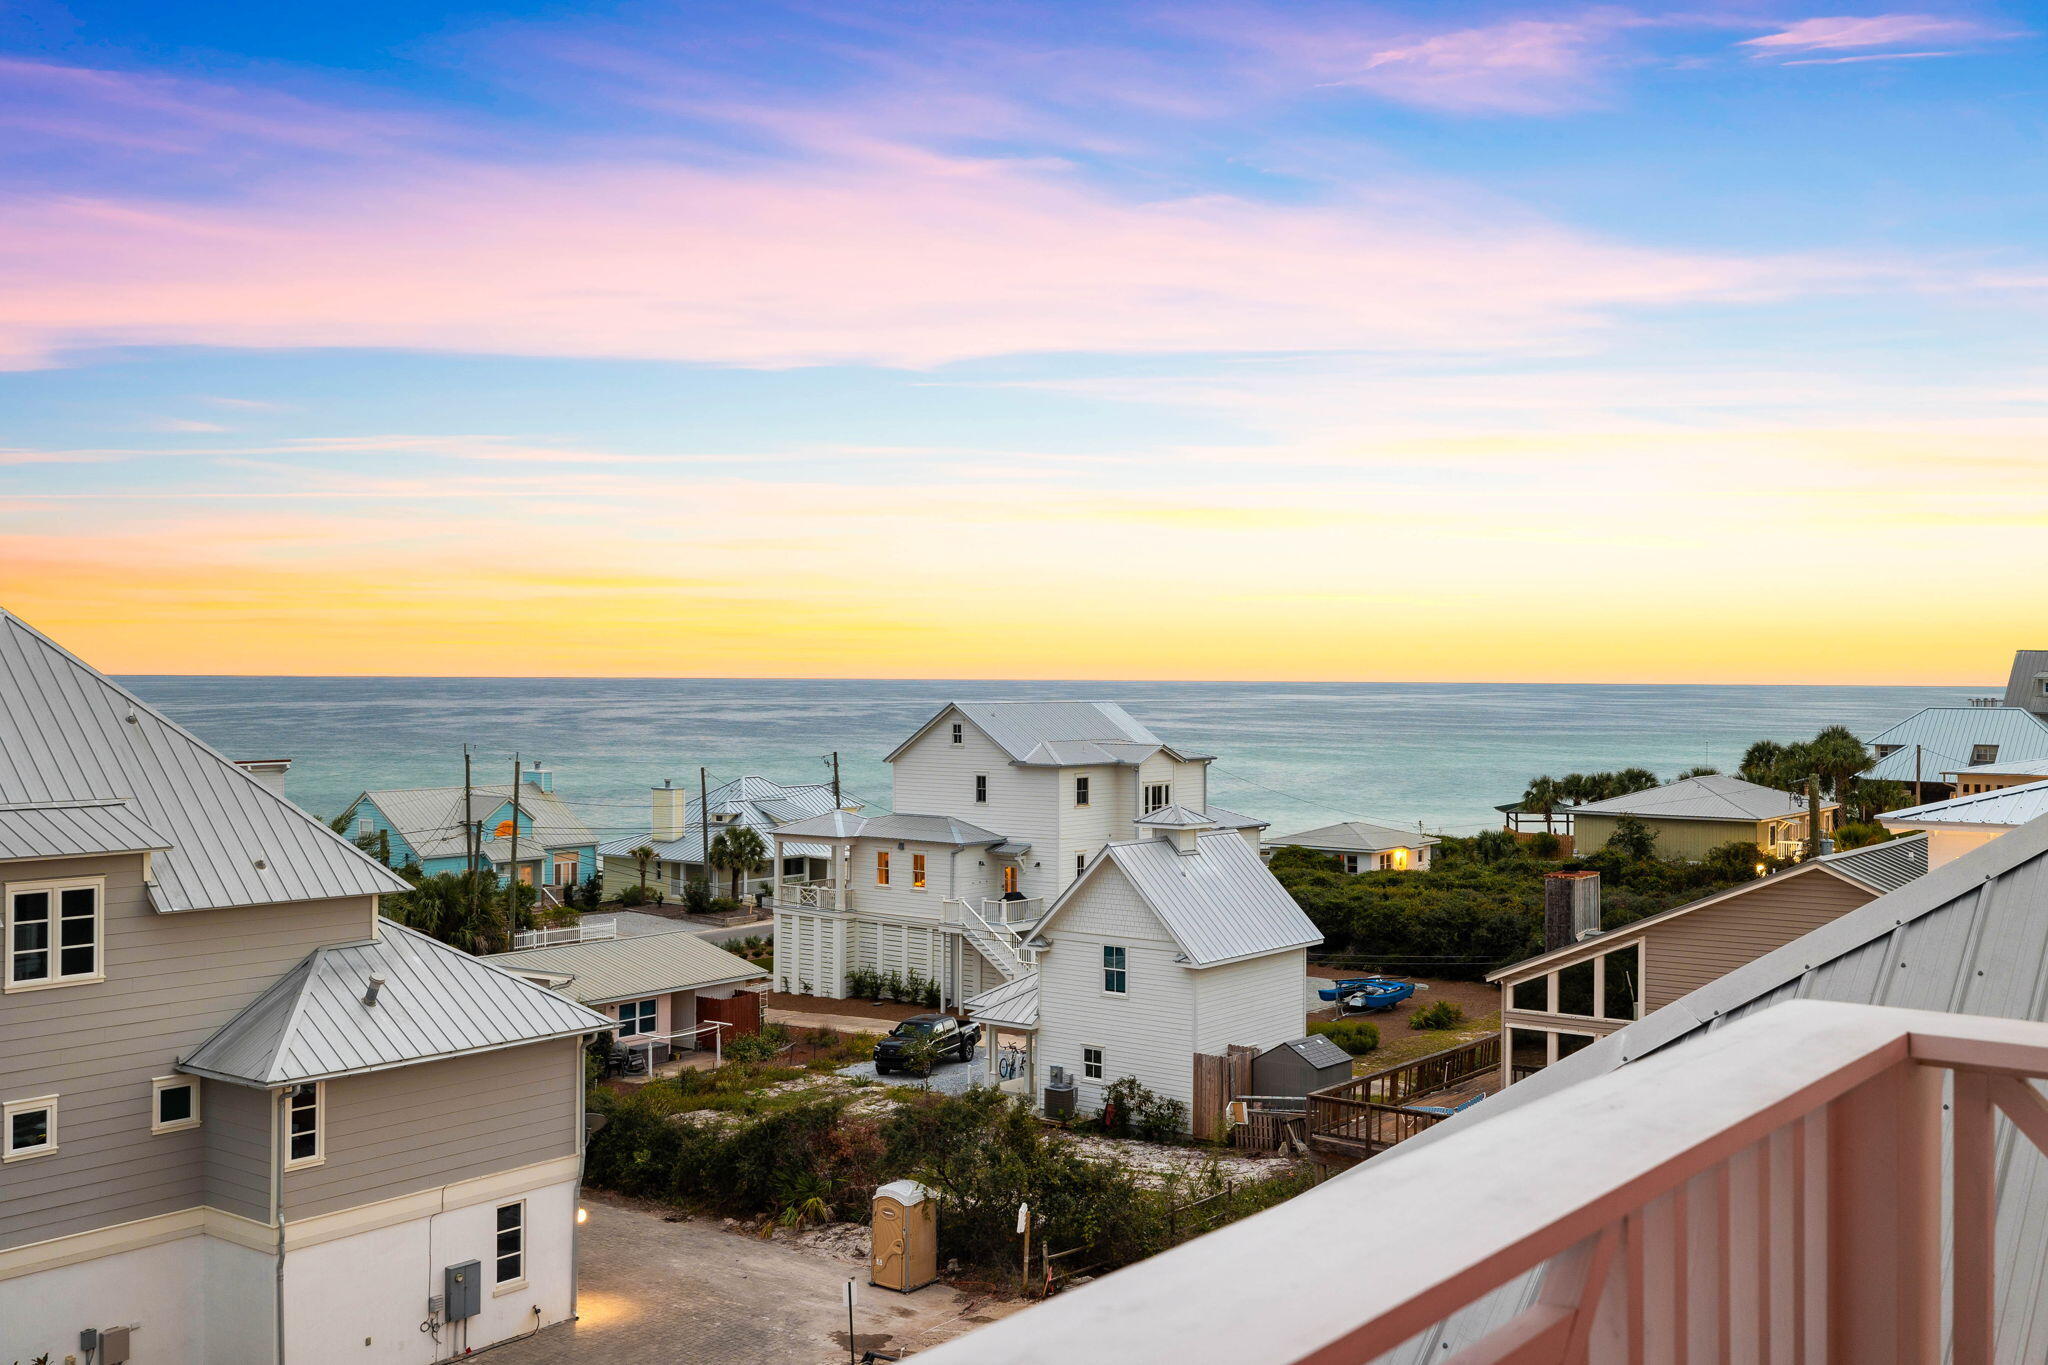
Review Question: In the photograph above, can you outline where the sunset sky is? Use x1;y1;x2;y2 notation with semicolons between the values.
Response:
2;1;2043;682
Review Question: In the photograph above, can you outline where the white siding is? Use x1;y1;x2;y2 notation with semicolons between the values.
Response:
849;838;978;920
1033;864;1196;1113
773;909;846;997
1192;949;1309;1055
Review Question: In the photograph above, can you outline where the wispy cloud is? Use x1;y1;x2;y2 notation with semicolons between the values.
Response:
1285;14;1641;114
1740;13;2013;58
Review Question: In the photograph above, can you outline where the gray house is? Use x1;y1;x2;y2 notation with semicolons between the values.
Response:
0;610;611;1363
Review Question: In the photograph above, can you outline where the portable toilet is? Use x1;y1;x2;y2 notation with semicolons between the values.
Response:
870;1180;938;1293
1251;1035;1354;1100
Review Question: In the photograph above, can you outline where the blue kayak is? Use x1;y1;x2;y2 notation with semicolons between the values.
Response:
1317;977;1416;1010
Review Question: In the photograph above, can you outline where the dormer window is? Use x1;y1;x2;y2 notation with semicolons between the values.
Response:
1143;783;1171;814
951;722;963;745
1972;744;2000;765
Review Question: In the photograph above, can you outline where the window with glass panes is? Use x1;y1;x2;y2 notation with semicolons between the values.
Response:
496;1201;525;1283
285;1083;321;1167
1102;945;1127;994
6;880;100;988
617;998;657;1037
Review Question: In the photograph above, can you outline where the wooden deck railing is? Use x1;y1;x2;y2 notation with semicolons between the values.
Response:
915;1002;2048;1365
1304;1034;1501;1154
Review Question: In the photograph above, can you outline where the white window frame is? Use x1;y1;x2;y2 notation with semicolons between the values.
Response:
284;1081;324;1170
1142;783;1170;814
151;1075;201;1134
4;876;106;993
1973;744;2000;765
974;775;988;804
1075;776;1091;807
2;1095;58;1162
911;853;926;891
876;850;891;885
951;722;963;745
1075;852;1086;878
1101;944;1128;996
493;1199;527;1293
1081;1046;1104;1080
616;998;658;1038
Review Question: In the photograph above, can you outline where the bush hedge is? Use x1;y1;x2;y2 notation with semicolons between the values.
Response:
1307;1019;1380;1055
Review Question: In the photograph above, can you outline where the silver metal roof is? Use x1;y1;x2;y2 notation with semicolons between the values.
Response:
180;918;611;1086
1266;820;1438;853
963;973;1039;1029
1264;1034;1352;1069
352;782;596;863
885;700;1214;767
1042;830;1321;968
1861;705;2048;783
1132;804;1215;828
1813;830;1928;892
1883;778;2048;829
2004;649;2048;715
1201;804;1269;831
770;810;1008;846
1568;772;1826;822
597;775;845;861
479;928;766;1006
1367;813;2048;1363
0;611;410;912
0;798;171;861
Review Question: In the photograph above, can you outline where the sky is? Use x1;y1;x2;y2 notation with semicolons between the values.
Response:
1;1;2044;683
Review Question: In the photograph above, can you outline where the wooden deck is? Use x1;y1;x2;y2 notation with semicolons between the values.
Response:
1304;1034;1499;1164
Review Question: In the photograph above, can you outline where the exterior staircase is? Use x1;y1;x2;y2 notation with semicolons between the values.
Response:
949;898;1040;982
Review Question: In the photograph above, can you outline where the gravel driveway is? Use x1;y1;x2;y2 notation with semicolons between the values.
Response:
837;1045;990;1096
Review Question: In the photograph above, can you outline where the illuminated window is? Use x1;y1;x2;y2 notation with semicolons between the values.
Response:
911;854;926;890
876;851;891;885
495;819;515;837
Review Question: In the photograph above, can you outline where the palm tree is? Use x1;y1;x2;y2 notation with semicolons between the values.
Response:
1677;765;1720;779
1808;725;1871;804
1521;776;1564;833
1612;768;1661;796
631;844;657;892
1739;740;1788;787
708;825;770;900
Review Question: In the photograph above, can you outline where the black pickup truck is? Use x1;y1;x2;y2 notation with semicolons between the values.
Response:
872;1013;982;1075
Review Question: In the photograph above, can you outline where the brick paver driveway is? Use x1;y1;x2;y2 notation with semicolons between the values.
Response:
489;1193;1017;1364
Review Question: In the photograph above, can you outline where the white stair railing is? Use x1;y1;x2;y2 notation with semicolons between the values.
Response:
948;898;1036;979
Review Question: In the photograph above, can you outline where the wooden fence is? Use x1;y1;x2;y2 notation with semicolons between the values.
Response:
1191;1045;1261;1141
1305;1034;1501;1157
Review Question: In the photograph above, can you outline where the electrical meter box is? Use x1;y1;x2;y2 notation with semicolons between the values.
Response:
445;1260;482;1321
870;1180;938;1293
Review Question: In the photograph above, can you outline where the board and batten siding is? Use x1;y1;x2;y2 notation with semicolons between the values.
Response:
1034;864;1197;1112
0;849;379;1251
1191;949;1309;1056
281;1037;582;1220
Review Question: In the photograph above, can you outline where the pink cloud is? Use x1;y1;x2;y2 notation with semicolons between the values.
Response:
0;64;1819;371
1740;14;2006;55
1322;18;1626;113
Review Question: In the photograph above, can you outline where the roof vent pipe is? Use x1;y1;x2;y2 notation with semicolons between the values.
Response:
363;975;386;1007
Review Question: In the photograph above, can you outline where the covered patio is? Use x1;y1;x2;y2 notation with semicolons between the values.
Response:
964;974;1039;1100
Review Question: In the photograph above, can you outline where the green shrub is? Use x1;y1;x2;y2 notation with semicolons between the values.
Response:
1409;1000;1467;1031
710;896;743;916
846;967;877;1000
1525;831;1562;859
1307;1019;1379;1055
1099;1076;1189;1141
682;881;714;915
882;970;904;1002
723;1022;789;1064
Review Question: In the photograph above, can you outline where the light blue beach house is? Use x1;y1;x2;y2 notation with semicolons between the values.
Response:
339;761;600;901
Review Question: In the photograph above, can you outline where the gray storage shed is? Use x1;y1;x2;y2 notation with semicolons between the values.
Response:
1251;1035;1354;1099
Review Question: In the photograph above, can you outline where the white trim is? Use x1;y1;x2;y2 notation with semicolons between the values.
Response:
151;1074;202;1134
1081;1045;1104;1080
3;875;106;993
282;1080;324;1170
2;1094;58;1161
281;1154;581;1250
493;1197;526;1289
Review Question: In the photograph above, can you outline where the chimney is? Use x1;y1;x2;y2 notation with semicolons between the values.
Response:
234;758;293;797
651;780;688;843
1544;871;1601;952
521;761;554;794
362;975;386;1007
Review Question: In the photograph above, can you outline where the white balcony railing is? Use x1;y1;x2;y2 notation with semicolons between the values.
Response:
774;878;845;911
982;895;1045;928
510;916;617;949
917;1000;2048;1365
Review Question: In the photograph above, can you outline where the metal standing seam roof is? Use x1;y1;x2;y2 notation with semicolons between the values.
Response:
1363;813;2048;1364
2004;650;2048;713
1132;804;1216;828
0;611;410;912
1882;777;2048;829
596;775;846;861
180;918;611;1086
1813;831;1929;892
478;928;767;1006
885;700;1215;767
963;973;1040;1029
1567;773;1829;822
0;798;172;861
1039;829;1322;968
1265;820;1439;853
1861;705;2048;783
1943;758;2048;779
769;811;1009;847
1201;804;1269;831
353;782;597;863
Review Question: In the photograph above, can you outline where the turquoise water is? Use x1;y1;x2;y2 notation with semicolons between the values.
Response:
120;677;1972;841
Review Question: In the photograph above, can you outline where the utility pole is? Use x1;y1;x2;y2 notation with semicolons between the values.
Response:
1804;774;1823;862
831;751;842;808
699;767;711;891
463;744;478;932
1914;743;1923;805
507;754;523;948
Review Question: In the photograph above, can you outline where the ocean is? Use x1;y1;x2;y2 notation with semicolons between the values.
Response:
117;677;1972;844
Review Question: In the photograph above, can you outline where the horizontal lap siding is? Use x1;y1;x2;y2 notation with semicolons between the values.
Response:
0;850;377;1251
281;1039;580;1220
1192;950;1309;1056
1036;865;1195;1112
1644;874;1874;1010
204;1080;273;1221
890;725;1058;899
